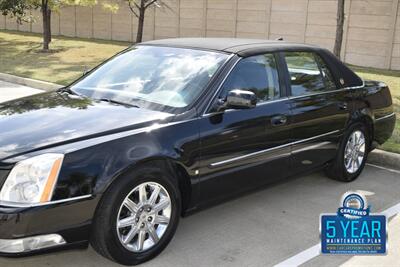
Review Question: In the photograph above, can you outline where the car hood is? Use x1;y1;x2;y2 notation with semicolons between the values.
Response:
0;91;172;161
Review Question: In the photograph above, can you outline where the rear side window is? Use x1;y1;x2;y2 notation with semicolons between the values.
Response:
284;52;326;97
315;54;337;90
220;54;280;103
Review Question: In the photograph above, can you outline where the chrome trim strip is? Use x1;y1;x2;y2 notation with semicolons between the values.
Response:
288;80;365;100
209;130;340;167
288;88;347;100
289;130;341;146
343;81;365;90
257;97;289;106
0;234;66;253
0;194;93;208
292;141;332;154
210;142;290;168
375;113;395;122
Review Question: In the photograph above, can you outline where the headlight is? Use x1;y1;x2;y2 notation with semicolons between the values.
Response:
0;154;64;204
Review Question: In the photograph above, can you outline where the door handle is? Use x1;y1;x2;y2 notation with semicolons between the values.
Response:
271;115;287;126
338;102;348;110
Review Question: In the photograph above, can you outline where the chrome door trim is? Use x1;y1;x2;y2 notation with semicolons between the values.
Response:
344;82;365;90
209;130;341;168
292;141;332;154
288;88;347;100
287;81;365;101
209;141;290;168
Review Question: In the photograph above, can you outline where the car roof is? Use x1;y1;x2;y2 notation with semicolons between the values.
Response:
141;38;320;57
140;37;363;89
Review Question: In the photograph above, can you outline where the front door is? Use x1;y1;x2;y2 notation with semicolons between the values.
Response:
197;53;292;205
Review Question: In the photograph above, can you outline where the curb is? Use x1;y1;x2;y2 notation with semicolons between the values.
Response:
0;73;62;91
368;149;400;171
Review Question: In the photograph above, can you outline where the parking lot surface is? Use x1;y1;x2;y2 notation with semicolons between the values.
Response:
0;81;399;267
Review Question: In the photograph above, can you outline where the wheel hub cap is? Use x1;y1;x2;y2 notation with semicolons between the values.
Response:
344;130;366;174
116;182;172;252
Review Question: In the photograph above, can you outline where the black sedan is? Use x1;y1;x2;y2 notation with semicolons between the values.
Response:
0;38;395;265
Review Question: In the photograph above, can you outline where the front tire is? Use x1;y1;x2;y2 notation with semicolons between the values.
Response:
325;123;369;182
90;164;181;265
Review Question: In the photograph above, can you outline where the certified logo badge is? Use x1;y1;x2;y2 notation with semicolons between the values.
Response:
338;192;369;219
320;191;387;254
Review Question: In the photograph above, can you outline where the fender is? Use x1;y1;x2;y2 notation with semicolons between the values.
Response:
349;80;395;148
0;114;201;213
348;107;374;145
52;116;201;208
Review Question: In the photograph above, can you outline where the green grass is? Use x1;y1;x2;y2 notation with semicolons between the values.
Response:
0;30;130;85
0;30;399;153
350;65;400;154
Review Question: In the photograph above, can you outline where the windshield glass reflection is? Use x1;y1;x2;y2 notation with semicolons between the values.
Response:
71;46;228;110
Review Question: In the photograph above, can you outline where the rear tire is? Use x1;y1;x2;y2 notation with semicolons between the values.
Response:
90;164;181;265
325;123;369;182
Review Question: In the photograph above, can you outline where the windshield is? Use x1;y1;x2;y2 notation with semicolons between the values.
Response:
71;46;229;112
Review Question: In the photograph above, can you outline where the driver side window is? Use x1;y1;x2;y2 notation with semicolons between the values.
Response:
220;54;280;103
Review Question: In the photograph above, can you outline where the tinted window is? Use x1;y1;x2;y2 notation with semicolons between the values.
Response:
220;54;280;103
285;52;326;97
315;54;337;90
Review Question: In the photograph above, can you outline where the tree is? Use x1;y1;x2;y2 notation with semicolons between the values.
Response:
334;0;345;58
106;0;169;43
0;0;96;51
0;0;34;24
41;0;51;50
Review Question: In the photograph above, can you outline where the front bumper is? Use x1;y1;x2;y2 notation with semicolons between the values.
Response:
0;195;99;256
0;234;66;254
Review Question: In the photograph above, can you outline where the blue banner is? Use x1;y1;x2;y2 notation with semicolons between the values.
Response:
321;214;386;254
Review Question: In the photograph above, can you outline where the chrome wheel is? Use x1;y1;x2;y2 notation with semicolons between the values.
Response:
116;182;171;252
344;130;366;174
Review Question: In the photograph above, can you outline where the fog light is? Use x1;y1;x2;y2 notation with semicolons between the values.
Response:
0;234;66;253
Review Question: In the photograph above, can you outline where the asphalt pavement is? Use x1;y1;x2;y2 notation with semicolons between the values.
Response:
0;81;399;267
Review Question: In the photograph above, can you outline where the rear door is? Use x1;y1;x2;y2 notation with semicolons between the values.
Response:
282;51;351;172
197;53;292;205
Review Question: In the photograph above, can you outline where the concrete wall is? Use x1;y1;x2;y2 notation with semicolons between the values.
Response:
1;0;399;70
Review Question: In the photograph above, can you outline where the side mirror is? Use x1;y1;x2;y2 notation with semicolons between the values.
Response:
219;89;257;111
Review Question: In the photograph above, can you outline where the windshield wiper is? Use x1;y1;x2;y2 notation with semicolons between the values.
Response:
96;98;140;108
57;87;81;96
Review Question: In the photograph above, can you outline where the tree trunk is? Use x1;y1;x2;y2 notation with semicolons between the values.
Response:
42;4;51;51
136;2;145;43
334;0;345;59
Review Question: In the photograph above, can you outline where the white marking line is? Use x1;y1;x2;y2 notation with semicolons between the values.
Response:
274;164;400;267
273;244;320;267
382;202;400;218
366;163;400;175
